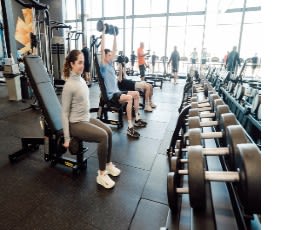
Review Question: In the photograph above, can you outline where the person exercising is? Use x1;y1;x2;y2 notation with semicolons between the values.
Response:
117;62;156;112
61;49;121;189
100;25;147;138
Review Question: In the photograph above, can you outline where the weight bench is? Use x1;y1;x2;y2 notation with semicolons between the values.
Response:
90;54;124;129
145;74;163;89
8;55;88;174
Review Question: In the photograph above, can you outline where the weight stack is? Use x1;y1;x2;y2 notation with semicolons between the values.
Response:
51;36;65;80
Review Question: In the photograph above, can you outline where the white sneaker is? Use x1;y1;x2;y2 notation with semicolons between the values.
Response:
96;171;115;189
150;102;157;108
144;105;153;112
106;164;121;177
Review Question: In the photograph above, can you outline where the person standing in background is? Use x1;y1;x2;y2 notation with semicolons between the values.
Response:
130;50;136;71
190;48;198;67
151;51;158;73
251;53;259;76
223;51;229;68
137;42;149;81
226;46;241;74
81;44;91;86
168;46;180;84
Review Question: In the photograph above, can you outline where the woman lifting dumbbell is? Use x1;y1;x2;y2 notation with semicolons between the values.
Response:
61;49;121;189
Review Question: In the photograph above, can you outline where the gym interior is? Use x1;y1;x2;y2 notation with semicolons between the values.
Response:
0;0;266;229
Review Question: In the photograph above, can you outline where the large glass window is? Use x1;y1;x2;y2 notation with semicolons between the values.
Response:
134;0;151;15
133;18;151;50
65;0;81;20
169;0;188;13
148;17;166;57
124;19;132;56
104;0;123;17
240;23;262;58
246;0;261;8
86;0;102;18
63;0;261;74
187;0;206;12
126;0;132;16
151;0;168;14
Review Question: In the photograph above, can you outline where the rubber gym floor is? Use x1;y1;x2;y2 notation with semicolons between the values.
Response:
0;79;184;230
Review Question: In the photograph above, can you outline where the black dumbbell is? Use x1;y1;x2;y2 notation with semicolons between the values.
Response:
167;143;261;215
189;103;230;125
56;136;67;156
96;20;119;36
188;95;224;120
185;113;238;146
171;125;249;171
69;137;88;155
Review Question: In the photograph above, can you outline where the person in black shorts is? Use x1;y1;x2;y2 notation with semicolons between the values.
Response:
117;63;156;112
100;25;147;138
168;46;180;84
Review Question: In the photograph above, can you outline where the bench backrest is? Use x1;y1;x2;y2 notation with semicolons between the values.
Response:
24;55;63;134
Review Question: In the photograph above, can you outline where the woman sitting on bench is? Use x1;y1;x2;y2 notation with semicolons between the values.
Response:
61;49;120;189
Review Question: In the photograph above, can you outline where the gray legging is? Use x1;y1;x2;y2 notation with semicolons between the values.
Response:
69;118;112;171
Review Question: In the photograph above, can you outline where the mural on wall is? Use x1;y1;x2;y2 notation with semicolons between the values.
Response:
15;8;33;55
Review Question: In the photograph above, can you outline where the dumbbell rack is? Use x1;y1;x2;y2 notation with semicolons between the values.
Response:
163;78;261;230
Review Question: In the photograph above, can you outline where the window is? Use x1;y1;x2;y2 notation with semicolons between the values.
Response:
86;0;102;18
169;0;188;13
65;0;81;20
151;0;168;14
134;0;151;15
104;0;123;17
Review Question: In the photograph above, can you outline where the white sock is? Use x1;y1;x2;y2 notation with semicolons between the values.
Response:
135;113;140;121
128;120;133;128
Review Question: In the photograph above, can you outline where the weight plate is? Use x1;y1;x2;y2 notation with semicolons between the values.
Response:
175;140;181;150
191;102;198;109
236;143;261;215
220;113;238;145
226;125;249;170
56;136;67;155
208;94;219;105
213;99;224;112
69;137;81;155
170;156;178;173
104;23;110;34
215;105;230;121
114;26;119;35
188;128;201;146
167;172;179;212
96;20;104;32
191;96;198;102
188;116;200;129
189;108;199;117
188;146;206;210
